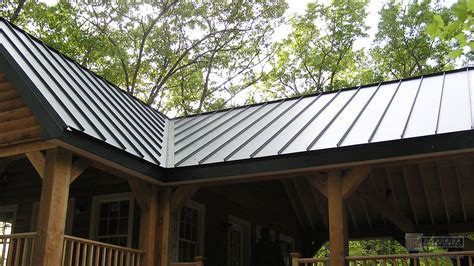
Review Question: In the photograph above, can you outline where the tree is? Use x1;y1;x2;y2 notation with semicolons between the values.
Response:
1;0;287;115
371;0;455;80
263;0;370;98
427;0;473;62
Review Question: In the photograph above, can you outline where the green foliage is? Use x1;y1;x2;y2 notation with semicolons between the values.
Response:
265;0;370;97
1;0;287;115
371;0;455;79
427;0;473;61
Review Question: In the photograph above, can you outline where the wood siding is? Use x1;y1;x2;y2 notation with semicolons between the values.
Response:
0;73;42;147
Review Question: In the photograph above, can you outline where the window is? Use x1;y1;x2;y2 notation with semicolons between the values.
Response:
90;193;134;247
0;205;16;236
228;216;250;266
178;201;205;262
0;205;17;265
279;234;295;266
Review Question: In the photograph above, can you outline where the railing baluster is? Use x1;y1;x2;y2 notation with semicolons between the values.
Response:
101;247;106;266
13;238;21;266
456;256;461;266
6;238;14;266
94;245;99;266
21;238;29;266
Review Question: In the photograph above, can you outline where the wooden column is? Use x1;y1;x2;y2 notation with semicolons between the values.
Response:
158;187;172;266
32;147;72;266
327;170;347;266
141;186;159;266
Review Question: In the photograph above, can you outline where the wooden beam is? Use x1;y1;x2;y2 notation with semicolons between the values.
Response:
26;150;45;178
454;161;468;222
0;141;55;158
128;178;152;211
327;170;347;266
292;178;317;232
171;185;200;212
308;173;328;197
357;190;416;233
282;179;306;230
70;158;89;183
341;165;370;199
32;147;72;266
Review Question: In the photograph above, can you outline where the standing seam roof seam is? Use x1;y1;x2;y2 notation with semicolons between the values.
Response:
368;80;404;143
53;52;143;153
65;59;147;159
71;62;157;160
435;72;446;134
401;77;424;138
92;72;164;153
99;76;165;141
109;79;166;136
223;98;303;161
175;111;219;137
175;107;246;154
337;83;382;147
27;37;110;142
198;101;286;164
467;68;473;129
7;26;95;134
175;112;209;131
0;28;84;132
35;41;123;146
175;108;237;146
249;96;309;158
197;103;270;164
93;74;164;159
52;52;143;152
278;92;333;154
307;87;361;151
175;105;262;166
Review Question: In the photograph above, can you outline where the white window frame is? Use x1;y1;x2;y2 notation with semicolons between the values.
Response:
90;193;134;247
30;198;75;235
279;234;295;266
177;200;206;259
0;205;17;235
228;215;251;266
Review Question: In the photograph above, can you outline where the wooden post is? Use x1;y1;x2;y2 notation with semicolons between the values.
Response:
195;256;205;266
32;147;72;266
290;253;301;266
139;186;159;266
158;188;172;266
327;170;347;266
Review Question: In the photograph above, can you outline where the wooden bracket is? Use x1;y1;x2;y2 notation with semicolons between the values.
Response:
309;165;371;199
171;185;200;212
27;151;89;183
128;178;152;211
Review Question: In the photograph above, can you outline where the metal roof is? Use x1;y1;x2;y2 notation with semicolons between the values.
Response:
1;18;474;177
0;19;169;165
173;68;474;167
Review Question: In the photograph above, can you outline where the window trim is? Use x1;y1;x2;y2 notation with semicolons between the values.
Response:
177;200;206;259
0;204;17;234
90;192;134;247
228;215;251;266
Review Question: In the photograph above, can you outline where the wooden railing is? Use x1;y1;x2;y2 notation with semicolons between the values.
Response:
291;251;474;265
0;232;36;266
170;256;205;266
62;235;145;266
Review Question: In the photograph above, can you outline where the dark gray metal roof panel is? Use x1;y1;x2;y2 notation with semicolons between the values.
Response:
2;18;474;173
0;20;167;165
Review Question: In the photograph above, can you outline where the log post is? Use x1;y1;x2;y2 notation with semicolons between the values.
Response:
327;170;348;266
32;147;72;266
140;186;159;266
158;188;172;266
290;253;301;266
